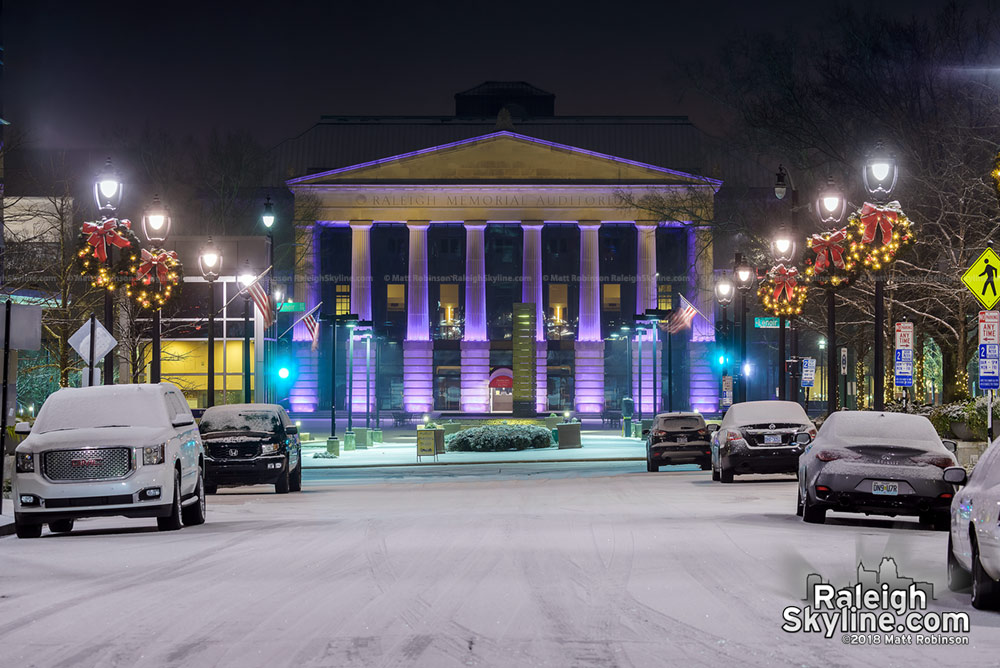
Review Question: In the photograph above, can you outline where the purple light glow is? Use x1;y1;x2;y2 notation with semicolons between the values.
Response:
287;131;723;188
574;341;604;413
403;340;433;412
461;342;490;412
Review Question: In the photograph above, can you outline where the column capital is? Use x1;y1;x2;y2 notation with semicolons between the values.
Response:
521;220;544;230
464;220;487;230
349;219;373;230
578;220;601;228
635;220;659;229
406;220;431;230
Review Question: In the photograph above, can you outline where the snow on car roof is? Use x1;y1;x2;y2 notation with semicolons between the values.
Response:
722;401;810;426
33;383;174;433
819;411;946;450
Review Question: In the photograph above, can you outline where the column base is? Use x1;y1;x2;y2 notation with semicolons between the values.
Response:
535;341;548;413
575;341;605;414
403;340;434;413
460;341;490;412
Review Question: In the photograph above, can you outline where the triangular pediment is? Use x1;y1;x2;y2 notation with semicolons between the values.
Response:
288;131;719;187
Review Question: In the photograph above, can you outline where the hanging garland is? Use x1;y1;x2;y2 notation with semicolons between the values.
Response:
843;201;914;271
803;227;859;289
992;150;1000;205
757;263;807;317
126;248;184;309
76;219;141;292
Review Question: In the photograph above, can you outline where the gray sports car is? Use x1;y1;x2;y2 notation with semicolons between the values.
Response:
796;411;958;528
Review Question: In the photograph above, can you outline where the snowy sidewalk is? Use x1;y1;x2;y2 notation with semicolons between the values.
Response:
302;432;647;468
0;506;13;537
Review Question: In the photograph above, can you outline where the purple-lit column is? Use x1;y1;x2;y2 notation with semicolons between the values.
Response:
522;222;547;411
350;220;374;414
403;221;433;412
461;221;489;412
633;221;658;414
575;220;604;413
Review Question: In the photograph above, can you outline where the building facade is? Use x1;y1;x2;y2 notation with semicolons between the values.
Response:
288;131;722;416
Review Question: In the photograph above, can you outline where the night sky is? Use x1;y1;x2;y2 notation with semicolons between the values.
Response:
3;0;954;151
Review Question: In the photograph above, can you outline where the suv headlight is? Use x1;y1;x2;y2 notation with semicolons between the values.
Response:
15;452;35;473
142;444;165;465
261;441;279;455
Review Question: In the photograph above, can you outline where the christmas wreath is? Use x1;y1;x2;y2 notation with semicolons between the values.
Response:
757;263;807;317
126;248;184;309
843;201;913;271
76;218;141;292
803;227;859;289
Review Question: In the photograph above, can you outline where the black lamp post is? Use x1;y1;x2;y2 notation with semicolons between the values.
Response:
239;262;255;404
261;196;275;403
142;195;171;384
715;273;734;407
327;313;359;450
734;254;754;403
199;237;222;408
771;219;796;401
863;143;899;411
815;176;846;415
94;158;122;385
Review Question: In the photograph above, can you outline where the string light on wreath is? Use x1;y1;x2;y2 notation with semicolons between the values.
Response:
843;200;913;271
76;218;139;291
125;248;184;308
803;227;860;290
757;263;806;316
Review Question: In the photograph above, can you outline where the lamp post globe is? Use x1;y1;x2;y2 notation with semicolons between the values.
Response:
142;194;171;243
771;226;796;263
262;195;276;229
734;259;754;292
863;142;898;203
199;238;222;408
815;176;847;224
94;157;123;214
714;274;734;305
199;236;222;282
773;164;789;201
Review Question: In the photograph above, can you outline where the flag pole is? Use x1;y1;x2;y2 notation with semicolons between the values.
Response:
279;302;323;339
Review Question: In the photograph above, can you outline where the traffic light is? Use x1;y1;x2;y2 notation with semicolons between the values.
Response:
274;339;295;389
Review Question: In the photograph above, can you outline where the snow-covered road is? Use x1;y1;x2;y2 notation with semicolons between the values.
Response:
1;463;996;667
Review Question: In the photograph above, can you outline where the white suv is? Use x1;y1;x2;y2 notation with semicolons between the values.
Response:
12;383;206;538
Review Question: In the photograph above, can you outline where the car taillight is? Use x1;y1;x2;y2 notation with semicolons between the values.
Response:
652;429;667;437
727;431;743;442
939;493;953;500
816;450;845;462
808;428;818;438
697;428;708;437
911;454;955;469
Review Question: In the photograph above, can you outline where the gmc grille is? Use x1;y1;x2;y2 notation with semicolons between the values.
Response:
43;448;133;481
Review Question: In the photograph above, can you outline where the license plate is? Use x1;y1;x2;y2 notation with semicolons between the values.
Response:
872;481;899;496
676;436;687;444
764;434;782;445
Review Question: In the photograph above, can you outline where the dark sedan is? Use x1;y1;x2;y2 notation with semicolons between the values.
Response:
711;401;815;483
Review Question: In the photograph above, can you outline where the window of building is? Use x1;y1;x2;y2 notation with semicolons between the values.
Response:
335;284;351;315
387;284;405;312
433;348;462;410
657;284;672;311
439;284;459;322
548;284;568;323
602;284;621;312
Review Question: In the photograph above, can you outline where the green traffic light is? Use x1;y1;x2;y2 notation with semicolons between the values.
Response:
278;367;290;379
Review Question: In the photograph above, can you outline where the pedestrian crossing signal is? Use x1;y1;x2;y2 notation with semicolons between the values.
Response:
962;247;1000;310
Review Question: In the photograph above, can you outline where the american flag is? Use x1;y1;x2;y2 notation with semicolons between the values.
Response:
245;279;274;328
301;305;321;351
668;294;699;334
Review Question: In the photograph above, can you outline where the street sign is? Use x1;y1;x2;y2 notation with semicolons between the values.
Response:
277;301;305;313
801;358;816;388
840;347;848;376
0;303;42;350
980;311;1000;391
754;317;780;329
722;375;733;393
894;322;914;350
894;321;914;387
69;318;117;365
962;248;1000;310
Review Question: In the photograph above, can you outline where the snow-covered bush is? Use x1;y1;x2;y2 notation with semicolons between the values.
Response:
445;424;552;452
929;402;977;438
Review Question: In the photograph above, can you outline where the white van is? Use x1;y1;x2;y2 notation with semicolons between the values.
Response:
12;383;206;538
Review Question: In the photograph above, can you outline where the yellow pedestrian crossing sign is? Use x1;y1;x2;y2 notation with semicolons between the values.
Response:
963;247;1000;309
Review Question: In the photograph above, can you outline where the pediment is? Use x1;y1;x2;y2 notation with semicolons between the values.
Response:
288;131;719;187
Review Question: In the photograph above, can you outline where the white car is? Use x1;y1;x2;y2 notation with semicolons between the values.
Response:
12;383;206;538
944;441;1000;609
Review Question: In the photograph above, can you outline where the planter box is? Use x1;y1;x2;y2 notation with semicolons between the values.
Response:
353;428;370;449
557;422;582;449
343;432;356;451
326;437;340;457
950;421;977;441
544;416;562;431
371;429;383;443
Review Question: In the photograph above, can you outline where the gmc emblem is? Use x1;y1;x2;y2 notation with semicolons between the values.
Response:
71;458;103;467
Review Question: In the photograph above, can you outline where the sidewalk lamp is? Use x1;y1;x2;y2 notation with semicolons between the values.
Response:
734;255;754;403
771;226;796;264
141;194;172;384
815;177;846;415
94;158;123;385
262;196;276;229
773;164;789;201
816;176;847;225
715;273;734;390
864;143;898;411
199;237;222;407
239;262;256;403
770;227;796;400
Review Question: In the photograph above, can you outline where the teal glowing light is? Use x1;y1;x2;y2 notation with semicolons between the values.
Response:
278;367;290;380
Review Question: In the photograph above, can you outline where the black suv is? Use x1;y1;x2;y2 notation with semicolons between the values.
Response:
199;404;302;494
644;412;717;472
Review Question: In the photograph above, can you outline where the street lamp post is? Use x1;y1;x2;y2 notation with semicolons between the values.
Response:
142;195;171;384
199;237;222;408
94;159;123;385
327;313;359;451
864;143;899;411
734;254;755;403
771;217;796;401
238;262;255;404
816;176;847;415
715;273;734;408
261;196;275;403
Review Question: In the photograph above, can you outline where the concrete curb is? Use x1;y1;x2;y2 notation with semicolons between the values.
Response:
306;457;646;469
0;523;15;538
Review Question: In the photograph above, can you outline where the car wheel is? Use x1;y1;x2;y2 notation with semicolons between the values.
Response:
718;460;734;484
289;461;303;492
182;466;207;526
49;519;74;534
157;470;183;531
699;462;712;471
796;486;804;517
204;481;218;495
275;457;291;494
711;456;720;481
646;458;659;472
15;519;42;539
801;494;826;524
947;534;972;592
972;538;1000;610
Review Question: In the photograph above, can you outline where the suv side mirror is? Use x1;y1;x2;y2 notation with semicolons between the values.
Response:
285;425;298;435
14;422;31;435
706;424;719;433
172;416;195;428
795;432;812;445
641;429;650;438
942;439;957;453
943;466;967;486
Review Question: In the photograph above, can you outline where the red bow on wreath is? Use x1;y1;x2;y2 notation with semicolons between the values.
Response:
137;248;178;284
83;218;132;263
859;202;899;246
771;264;798;303
811;229;847;272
